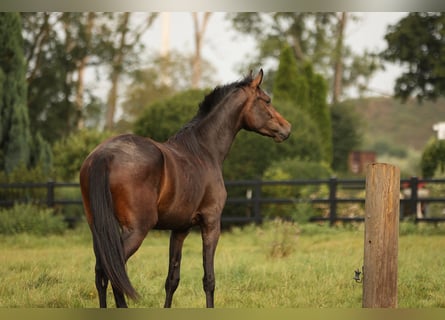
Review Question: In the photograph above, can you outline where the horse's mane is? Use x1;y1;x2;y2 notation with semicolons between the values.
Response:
167;74;253;148
196;74;253;118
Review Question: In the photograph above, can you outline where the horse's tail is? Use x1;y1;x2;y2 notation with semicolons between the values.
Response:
87;155;139;301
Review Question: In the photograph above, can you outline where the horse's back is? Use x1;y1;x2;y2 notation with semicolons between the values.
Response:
81;134;163;180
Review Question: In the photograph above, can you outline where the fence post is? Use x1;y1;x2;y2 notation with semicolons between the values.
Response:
409;176;418;219
328;177;337;226
363;163;400;308
46;181;55;207
253;180;262;224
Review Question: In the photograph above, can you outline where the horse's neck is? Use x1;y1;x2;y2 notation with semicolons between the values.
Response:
196;99;245;164
170;98;244;166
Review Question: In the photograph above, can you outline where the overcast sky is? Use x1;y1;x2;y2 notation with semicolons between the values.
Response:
140;12;407;98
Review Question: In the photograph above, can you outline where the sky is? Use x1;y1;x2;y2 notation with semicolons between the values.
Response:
140;12;408;98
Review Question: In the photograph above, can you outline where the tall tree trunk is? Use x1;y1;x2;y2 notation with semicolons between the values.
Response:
105;12;130;130
191;12;211;89
76;12;95;130
160;12;171;86
332;12;347;104
25;12;51;85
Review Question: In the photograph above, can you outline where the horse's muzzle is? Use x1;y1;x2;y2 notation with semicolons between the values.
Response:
273;124;291;143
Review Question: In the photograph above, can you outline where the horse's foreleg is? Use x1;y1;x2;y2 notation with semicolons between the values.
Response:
164;229;190;308
200;221;221;308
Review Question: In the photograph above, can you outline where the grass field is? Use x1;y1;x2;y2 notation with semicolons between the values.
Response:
1;220;445;308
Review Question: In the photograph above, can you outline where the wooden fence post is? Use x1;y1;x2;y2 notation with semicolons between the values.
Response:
253;180;262;224
46;181;55;207
328;177;337;226
363;163;400;308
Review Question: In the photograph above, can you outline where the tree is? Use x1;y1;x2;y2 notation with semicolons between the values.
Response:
228;12;380;102
272;45;307;106
21;13;158;138
421;137;445;178
272;45;332;165
0;13;52;174
52;129;111;181
330;102;363;172
22;13;98;142
104;12;131;130
381;12;445;102
73;12;96;130
0;13;32;173
191;12;212;88
120;50;216;131
133;89;208;141
332;12;347;104
301;62;333;164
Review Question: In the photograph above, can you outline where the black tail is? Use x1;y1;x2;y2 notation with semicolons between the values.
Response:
88;155;139;300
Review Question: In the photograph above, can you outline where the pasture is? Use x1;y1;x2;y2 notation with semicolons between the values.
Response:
1;221;445;308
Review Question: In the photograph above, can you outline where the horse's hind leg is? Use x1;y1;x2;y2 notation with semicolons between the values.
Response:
108;228;148;308
94;252;109;308
111;285;128;307
164;229;190;308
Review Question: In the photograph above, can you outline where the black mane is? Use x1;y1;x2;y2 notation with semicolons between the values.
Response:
196;74;253;118
167;74;253;148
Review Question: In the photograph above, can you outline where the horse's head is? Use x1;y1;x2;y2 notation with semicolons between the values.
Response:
241;69;291;142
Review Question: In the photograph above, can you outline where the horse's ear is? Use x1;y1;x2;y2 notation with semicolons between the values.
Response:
251;69;263;88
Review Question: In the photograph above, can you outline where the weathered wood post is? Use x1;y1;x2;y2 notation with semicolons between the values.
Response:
363;163;400;308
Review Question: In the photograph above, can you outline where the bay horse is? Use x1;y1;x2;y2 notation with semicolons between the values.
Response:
79;70;291;308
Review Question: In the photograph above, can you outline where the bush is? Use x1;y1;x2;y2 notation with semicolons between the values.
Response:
0;163;50;202
0;204;66;235
133;89;208;141
261;158;332;222
259;218;300;258
421;137;445;178
52;129;112;181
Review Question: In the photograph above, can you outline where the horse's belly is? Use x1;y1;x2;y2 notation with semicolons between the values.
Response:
155;175;205;229
154;208;201;230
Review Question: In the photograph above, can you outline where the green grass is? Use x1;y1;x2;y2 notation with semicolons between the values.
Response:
1;221;445;308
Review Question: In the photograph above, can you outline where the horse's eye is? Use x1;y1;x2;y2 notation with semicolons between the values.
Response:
258;96;271;105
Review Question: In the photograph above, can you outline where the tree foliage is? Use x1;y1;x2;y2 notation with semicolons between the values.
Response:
22;13;88;142
0;13;32;173
119;50;216;132
52;129;111;181
330;102;363;172
272;45;305;105
272;45;332;165
421;137;445;178
382;12;445;102
133;89;207;141
21;13;157;140
228;12;380;102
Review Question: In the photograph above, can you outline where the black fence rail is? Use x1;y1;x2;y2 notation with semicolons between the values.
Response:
1;177;445;225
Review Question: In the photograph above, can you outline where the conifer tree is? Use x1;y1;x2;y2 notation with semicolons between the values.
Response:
302;62;333;165
273;44;333;165
0;13;32;173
